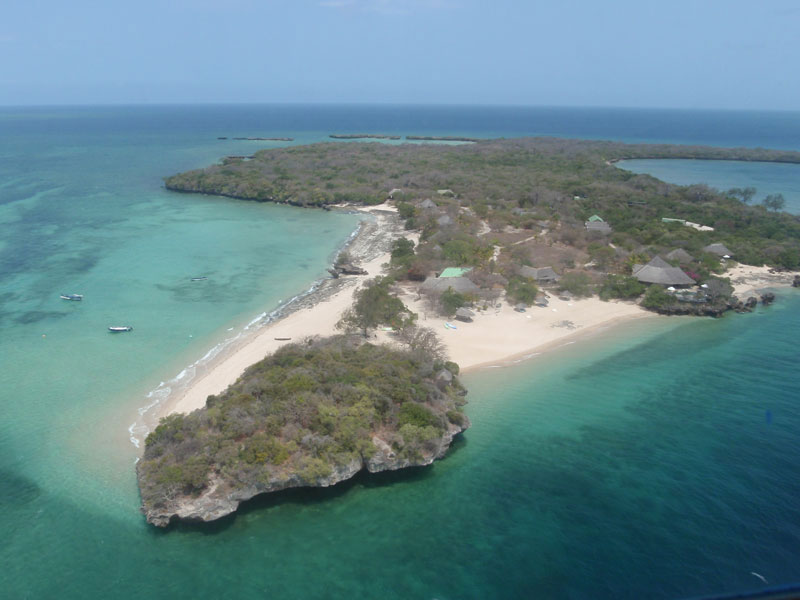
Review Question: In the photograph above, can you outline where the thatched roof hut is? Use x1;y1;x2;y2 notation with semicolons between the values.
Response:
704;243;733;257
419;199;437;210
634;256;695;286
518;266;560;283
666;248;694;263
420;277;480;295
585;221;612;234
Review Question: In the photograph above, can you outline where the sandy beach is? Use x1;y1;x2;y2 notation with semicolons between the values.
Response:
160;217;799;419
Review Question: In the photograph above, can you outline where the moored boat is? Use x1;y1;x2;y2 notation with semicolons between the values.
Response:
60;294;83;301
190;276;208;281
108;326;133;333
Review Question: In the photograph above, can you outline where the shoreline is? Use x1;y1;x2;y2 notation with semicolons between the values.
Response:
141;214;800;436
151;204;405;420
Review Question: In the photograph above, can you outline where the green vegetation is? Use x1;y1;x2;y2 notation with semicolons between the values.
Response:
166;137;800;316
641;284;675;309
558;272;593;297
599;275;646;301
137;337;468;514
337;277;415;336
439;287;467;316
505;276;539;305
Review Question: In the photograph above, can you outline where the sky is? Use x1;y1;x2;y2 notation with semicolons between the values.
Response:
0;0;798;109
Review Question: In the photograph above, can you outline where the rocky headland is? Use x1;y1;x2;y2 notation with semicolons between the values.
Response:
137;337;468;527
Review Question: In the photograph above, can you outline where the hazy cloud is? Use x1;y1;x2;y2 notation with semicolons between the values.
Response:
0;33;16;43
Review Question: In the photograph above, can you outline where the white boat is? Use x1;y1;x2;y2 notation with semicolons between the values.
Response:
190;276;208;281
108;326;133;333
60;294;83;301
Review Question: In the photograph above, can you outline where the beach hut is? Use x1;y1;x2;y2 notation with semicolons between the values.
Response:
419;199;437;210
534;293;549;307
666;248;694;263
455;307;475;322
420;277;480;295
518;266;560;284
514;303;527;313
633;256;695;286
585;220;612;234
703;243;733;257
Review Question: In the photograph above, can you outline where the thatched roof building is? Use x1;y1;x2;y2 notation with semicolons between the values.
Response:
419;199;437;210
518;266;560;283
666;248;694;263
633;256;695;286
585;221;612;234
704;243;733;257
420;276;480;295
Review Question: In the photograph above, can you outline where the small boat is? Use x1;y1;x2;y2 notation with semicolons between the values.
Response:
190;276;208;281
60;294;83;301
108;326;133;333
274;337;291;341
444;322;457;330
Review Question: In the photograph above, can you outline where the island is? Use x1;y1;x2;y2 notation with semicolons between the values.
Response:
329;134;402;140
137;337;468;527
146;136;800;526
405;135;481;142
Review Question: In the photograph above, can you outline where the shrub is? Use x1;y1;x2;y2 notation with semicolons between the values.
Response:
558;272;593;297
440;287;467;316
641;285;674;309
506;276;539;305
599;275;646;301
398;402;441;430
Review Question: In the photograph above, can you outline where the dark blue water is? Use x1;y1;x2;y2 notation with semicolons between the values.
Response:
2;105;800;599
3;104;800;149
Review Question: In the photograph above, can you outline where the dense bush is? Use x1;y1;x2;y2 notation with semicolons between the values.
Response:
599;275;646;301
558;272;593;297
138;337;467;511
505;276;539;305
641;285;674;309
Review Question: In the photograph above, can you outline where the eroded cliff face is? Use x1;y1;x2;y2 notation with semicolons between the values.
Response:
139;419;468;528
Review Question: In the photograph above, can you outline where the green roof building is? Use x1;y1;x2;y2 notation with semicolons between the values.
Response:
439;267;473;278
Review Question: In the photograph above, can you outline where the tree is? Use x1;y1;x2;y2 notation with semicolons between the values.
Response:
396;326;446;361
599;275;645;301
505;276;538;305
439;287;467;316
762;193;786;212
587;243;616;270
337;277;415;337
727;187;757;204
558;272;593;297
390;238;415;266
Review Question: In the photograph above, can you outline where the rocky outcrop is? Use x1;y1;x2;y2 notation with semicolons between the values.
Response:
138;419;468;528
327;263;368;278
793;275;800;288
137;338;469;528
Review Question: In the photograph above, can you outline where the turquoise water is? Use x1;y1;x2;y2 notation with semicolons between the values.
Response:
3;106;800;599
617;159;800;214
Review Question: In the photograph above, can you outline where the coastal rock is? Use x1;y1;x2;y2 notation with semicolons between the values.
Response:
793;275;800;288
139;419;468;528
337;263;368;276
137;338;469;528
761;292;776;305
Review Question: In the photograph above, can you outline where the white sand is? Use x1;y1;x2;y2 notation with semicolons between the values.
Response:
391;291;654;371
162;228;799;418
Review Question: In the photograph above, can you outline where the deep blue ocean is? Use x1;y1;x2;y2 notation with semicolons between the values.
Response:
1;105;799;599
